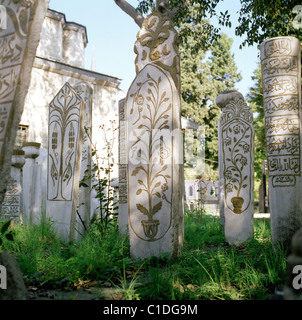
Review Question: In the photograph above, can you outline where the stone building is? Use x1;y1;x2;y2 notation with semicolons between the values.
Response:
10;8;125;221
18;8;124;178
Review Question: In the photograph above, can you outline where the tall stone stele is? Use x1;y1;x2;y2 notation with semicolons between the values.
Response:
126;10;184;259
46;82;85;241
217;91;254;245
0;0;49;205
260;36;302;248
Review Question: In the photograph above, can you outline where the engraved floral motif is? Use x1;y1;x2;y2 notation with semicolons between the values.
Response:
134;11;180;89
221;98;253;214
48;83;83;201
128;67;173;241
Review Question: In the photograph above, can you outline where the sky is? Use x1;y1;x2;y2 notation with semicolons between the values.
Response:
48;0;260;97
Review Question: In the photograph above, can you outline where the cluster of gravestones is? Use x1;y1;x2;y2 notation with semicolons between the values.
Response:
1;2;302;298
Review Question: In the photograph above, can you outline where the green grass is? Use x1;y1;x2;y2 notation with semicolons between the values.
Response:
0;210;287;300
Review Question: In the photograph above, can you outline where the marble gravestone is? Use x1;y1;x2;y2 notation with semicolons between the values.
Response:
126;11;184;259
260;36;302;248
74;82;93;237
217;91;254;245
46;82;85;241
0;150;25;221
0;0;49;205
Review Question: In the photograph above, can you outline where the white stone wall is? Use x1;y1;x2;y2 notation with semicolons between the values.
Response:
36;10;64;62
36;9;87;68
18;8;123;223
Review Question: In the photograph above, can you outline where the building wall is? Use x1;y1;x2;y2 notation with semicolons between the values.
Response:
36;9;87;68
20;8;124;180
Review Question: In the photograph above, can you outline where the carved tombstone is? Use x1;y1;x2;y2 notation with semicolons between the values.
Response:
217;91;254;245
0;0;49;205
126;11;184;259
74;82;93;237
260;36;302;248
46;82;85;241
118;98;128;234
0;150;25;221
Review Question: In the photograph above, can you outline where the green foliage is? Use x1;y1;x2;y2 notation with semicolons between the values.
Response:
136;0;302;47
235;0;302;48
0;220;14;248
81;121;119;235
2;211;286;300
178;5;241;173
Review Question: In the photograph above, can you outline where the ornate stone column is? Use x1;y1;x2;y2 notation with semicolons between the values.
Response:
22;142;41;223
260;36;302;248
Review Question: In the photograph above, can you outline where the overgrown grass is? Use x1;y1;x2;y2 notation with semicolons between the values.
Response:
0;210;287;300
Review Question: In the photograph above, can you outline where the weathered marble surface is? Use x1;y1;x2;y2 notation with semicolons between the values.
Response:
260;36;302;248
127;11;184;259
0;151;25;221
217;91;254;245
74;82;93;237
0;0;49;205
46;82;85;241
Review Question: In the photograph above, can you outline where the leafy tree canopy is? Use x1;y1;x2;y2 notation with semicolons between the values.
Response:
134;0;302;47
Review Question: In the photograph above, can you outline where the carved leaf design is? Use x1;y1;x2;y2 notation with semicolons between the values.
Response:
152;202;162;215
63;162;73;185
137;204;149;215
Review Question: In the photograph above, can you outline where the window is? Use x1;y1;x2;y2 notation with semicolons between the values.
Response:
14;125;29;149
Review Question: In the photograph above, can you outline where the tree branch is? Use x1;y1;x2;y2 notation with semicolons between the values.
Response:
114;0;145;27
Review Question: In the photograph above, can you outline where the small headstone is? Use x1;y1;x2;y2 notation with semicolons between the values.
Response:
260;36;302;248
0;0;49;204
0;252;27;300
46;82;85;241
0;150;25;221
217;90;254;245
